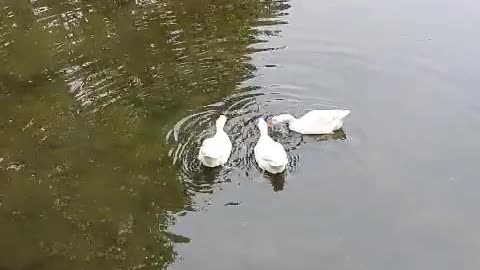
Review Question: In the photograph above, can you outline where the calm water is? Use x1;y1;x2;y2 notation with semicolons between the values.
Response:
1;0;480;269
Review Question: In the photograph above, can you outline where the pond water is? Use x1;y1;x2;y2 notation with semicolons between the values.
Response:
1;0;480;269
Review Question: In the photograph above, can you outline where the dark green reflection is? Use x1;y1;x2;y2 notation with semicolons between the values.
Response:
0;0;289;269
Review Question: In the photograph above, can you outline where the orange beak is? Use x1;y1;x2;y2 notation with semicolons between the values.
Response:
267;121;273;128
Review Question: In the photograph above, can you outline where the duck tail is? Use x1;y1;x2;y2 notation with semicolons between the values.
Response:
268;162;286;174
200;149;221;159
339;109;351;120
269;157;287;168
270;162;284;168
200;156;219;167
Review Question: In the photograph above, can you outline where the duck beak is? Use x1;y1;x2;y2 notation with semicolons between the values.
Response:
267;121;273;128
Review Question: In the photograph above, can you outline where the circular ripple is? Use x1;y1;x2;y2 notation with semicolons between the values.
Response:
166;86;303;195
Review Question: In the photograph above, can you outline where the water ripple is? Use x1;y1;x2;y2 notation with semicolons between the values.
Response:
166;86;302;195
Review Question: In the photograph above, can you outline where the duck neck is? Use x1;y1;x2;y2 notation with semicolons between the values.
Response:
215;118;226;132
259;124;269;138
215;122;224;132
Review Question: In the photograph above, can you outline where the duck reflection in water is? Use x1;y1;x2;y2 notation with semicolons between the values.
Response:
312;128;348;142
266;173;286;192
185;163;233;195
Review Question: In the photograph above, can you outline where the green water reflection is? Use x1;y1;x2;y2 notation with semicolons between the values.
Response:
0;0;289;269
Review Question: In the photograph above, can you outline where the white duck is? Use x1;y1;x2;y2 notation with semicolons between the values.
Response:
254;118;288;174
270;109;350;134
198;115;232;167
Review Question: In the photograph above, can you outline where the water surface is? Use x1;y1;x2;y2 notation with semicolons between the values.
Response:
1;0;480;269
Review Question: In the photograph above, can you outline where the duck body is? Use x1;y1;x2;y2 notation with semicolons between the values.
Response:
254;118;288;174
198;115;232;167
271;109;350;134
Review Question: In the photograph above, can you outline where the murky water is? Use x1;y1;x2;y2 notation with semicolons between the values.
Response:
1;0;480;269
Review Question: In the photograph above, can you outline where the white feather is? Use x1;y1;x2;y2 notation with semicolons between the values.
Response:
198;115;232;167
271;109;350;134
254;118;288;174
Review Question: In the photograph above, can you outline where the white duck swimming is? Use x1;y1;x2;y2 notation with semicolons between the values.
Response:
254;118;288;174
198;115;232;167
270;109;350;134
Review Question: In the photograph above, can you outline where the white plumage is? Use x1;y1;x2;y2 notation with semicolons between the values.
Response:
254;118;288;174
271;109;350;134
198;115;232;167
